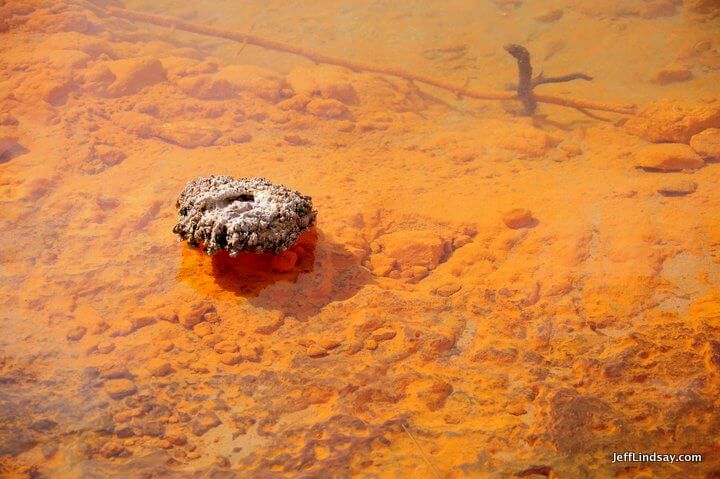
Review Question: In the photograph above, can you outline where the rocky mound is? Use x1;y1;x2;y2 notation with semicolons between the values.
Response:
173;176;317;255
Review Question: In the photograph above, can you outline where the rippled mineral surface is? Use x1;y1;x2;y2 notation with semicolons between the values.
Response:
1;1;720;478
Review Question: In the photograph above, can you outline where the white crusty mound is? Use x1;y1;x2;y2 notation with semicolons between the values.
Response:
173;176;317;255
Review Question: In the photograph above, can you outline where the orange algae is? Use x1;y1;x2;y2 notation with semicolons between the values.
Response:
0;1;720;479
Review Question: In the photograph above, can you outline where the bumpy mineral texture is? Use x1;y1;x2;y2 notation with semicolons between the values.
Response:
6;3;720;479
173;176;317;255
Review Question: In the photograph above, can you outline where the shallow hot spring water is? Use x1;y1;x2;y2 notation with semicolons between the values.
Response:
1;1;720;478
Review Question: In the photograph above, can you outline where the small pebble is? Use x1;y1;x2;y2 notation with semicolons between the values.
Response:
147;358;172;377
283;134;310;146
652;65;693;84
254;312;285;335
502;209;535;229
113;410;135;423
157;439;172;449
214;340;239;354
179;301;214;329
99;441;125;458
506;403;528;416
658;179;697;196
219;352;241;365
318;338;341;350
67;326;87;341
165;432;187;446
131;316;155;330
336;120;355;132
96;195;119;210
110;320;136;337
535;8;563;22
192;322;213;337
190;411;221;436
100;366;130;379
229;131;252;143
453;234;473;249
436;283;462;297
97;341;115;354
371;328;397;341
104;378;137;399
365;339;378;350
690;128;720;160
92;321;110;335
307;344;328;358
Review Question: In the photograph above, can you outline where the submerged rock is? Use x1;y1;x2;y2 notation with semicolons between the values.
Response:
173;176;317;255
104;378;137;399
658;179;697;196
370;230;448;277
690;128;720;160
625;100;720;143
635;143;704;171
104;57;166;97
503;208;535;229
652;65;693;84
154;121;221;148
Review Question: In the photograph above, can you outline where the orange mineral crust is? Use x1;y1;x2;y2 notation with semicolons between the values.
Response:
1;1;720;478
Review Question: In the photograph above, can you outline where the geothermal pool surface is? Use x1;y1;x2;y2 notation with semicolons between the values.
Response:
1;1;720;478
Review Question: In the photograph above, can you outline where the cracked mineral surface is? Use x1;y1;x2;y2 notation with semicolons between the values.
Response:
173;176;317;255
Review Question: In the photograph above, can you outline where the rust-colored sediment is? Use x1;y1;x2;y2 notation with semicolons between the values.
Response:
105;5;637;115
1;1;720;478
